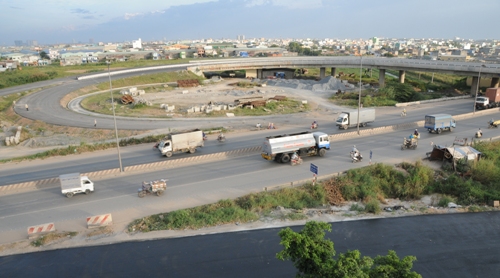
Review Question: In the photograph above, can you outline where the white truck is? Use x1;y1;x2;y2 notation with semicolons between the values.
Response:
158;129;204;157
336;108;376;130
261;131;330;163
59;173;94;198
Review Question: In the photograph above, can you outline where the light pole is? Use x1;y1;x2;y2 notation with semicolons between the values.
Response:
473;64;486;115
107;61;123;172
357;55;362;135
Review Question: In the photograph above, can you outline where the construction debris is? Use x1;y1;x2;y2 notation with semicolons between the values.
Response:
177;80;200;87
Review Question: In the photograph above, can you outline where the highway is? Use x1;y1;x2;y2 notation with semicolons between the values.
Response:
1;110;498;240
0;98;478;186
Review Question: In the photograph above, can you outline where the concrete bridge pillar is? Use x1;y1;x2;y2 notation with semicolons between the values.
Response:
256;69;263;79
320;67;325;79
398;70;406;83
331;67;336;77
491;77;500;88
471;76;479;96
378;69;386;87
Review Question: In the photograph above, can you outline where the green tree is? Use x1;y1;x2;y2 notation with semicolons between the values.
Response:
39;51;50;60
277;221;421;278
276;221;335;277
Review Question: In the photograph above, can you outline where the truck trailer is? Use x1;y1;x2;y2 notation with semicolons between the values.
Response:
336;108;376;129
261;131;330;163
475;88;500;110
60;173;94;198
158;129;204;157
424;114;456;134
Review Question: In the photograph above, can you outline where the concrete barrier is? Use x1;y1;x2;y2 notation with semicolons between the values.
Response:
395;95;470;107
27;222;55;238
86;213;112;229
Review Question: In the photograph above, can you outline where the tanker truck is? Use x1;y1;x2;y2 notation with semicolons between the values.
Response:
261;131;330;163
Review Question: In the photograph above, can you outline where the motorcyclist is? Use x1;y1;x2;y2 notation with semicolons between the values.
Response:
217;132;225;141
352;145;358;153
256;123;262;129
402;108;406;116
414;129;419;137
311;120;318;129
202;131;207;140
291;152;299;161
477;128;483;137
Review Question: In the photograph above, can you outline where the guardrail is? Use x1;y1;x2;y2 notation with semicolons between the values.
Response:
2;107;500;194
395;95;471;107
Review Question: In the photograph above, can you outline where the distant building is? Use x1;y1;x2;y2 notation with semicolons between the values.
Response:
132;38;142;49
14;40;23;46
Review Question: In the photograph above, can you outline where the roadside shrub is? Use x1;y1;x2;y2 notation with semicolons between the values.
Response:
364;198;381;214
437;195;455;207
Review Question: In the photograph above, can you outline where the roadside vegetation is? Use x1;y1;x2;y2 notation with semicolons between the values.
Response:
30;231;78;247
0;59;192;89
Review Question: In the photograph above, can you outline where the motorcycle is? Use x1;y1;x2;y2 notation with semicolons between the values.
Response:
311;123;318;129
488;120;499;129
475;131;482;138
291;156;303;166
217;136;226;143
401;137;418;150
401;111;407;117
350;151;363;163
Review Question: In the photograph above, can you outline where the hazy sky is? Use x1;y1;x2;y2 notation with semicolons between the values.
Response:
1;0;499;45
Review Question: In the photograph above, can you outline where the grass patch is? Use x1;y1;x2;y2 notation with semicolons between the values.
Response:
128;184;326;232
0;59;192;89
437;195;455;207
31;231;78;247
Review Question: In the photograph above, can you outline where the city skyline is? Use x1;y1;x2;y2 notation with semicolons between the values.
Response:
1;0;500;45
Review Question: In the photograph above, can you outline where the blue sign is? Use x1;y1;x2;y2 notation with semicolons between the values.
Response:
310;163;318;175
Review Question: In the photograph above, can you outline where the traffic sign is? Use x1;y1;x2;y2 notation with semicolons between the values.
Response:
310;163;318;175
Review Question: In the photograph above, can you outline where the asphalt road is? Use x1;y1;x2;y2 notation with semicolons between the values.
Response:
1;112;498;237
1;212;499;277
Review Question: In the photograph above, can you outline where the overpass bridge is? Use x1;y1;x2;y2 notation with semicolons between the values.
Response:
188;57;500;94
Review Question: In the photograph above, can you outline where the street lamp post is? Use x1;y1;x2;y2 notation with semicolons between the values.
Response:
357;56;362;135
473;64;486;115
107;62;123;172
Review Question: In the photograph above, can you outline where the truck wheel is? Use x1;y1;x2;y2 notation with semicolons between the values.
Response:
281;154;290;163
166;151;173;158
85;189;91;195
66;192;74;198
361;123;367;127
189;148;196;154
343;125;348;130
450;127;454;132
156;190;163;196
138;191;145;198
319;149;326;157
437;128;442;134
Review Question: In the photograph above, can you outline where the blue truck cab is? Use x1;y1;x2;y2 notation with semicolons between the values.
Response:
424;114;456;134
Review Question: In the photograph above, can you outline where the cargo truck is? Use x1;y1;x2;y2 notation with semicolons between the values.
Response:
261;131;330;163
336;108;376;130
475;88;500;110
424;114;456;134
158;129;204;157
60;173;94;198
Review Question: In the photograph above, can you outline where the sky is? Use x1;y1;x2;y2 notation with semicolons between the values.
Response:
1;0;499;45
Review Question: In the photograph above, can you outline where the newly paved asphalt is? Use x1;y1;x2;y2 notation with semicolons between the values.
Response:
1;212;499;277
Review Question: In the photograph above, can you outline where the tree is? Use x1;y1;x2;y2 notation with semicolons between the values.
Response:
39;51;50;60
277;221;421;278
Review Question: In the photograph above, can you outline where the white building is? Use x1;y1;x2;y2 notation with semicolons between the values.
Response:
132;38;142;49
